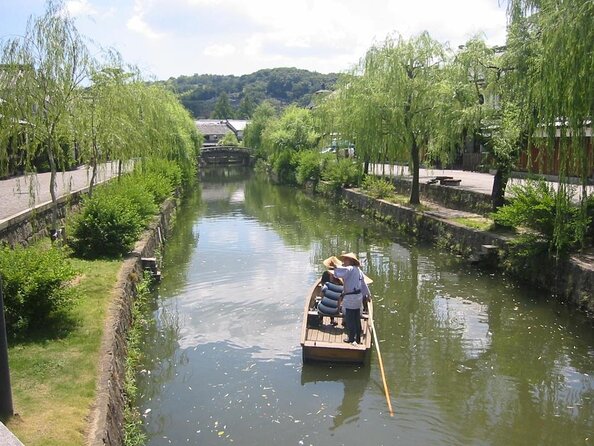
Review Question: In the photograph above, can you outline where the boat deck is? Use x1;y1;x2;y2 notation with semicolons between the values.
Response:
304;315;370;347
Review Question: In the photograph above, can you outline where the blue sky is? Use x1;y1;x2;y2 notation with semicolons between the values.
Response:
0;0;508;80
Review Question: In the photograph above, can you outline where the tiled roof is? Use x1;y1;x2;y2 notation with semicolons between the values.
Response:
195;120;232;136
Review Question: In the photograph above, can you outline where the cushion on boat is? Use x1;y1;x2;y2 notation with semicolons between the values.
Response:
325;282;343;293
318;301;339;315
323;289;341;300
320;296;338;309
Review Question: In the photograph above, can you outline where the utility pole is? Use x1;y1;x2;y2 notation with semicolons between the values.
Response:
0;276;14;417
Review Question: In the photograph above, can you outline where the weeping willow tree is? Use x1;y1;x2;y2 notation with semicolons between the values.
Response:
0;0;91;230
318;33;447;204
506;0;593;249
72;60;136;196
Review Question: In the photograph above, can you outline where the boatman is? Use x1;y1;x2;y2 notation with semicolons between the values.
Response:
331;252;371;345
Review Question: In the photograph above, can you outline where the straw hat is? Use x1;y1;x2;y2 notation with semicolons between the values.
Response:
362;273;373;285
338;252;360;266
322;256;342;269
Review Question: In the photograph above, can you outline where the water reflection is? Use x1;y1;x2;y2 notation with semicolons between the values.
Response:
301;364;370;430
135;168;594;446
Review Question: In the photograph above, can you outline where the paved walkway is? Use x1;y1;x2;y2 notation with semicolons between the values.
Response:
370;164;594;200
0;162;122;224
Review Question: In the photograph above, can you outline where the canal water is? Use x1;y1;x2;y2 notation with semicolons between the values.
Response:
135;168;594;445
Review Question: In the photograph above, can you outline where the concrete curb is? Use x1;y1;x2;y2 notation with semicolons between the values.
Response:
0;422;24;446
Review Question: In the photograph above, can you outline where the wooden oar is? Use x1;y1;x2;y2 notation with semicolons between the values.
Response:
370;320;394;417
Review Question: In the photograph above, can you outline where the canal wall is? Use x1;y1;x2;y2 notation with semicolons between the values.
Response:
337;187;594;316
0;190;84;247
87;197;177;446
390;176;494;216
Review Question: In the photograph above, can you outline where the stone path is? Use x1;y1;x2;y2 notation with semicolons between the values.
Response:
0;162;122;224
370;164;594;201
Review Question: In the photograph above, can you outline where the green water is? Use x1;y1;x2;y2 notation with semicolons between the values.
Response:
135;168;594;445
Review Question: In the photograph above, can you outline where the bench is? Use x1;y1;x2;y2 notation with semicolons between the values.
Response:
440;178;461;186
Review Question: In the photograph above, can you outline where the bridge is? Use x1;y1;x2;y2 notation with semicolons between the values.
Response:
199;146;255;166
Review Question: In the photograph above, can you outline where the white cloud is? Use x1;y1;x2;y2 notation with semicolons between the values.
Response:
126;0;165;40
65;0;97;17
203;43;236;57
0;0;508;78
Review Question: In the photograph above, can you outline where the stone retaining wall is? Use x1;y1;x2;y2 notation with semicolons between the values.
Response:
86;198;177;446
390;177;493;216
339;188;594;316
0;191;84;248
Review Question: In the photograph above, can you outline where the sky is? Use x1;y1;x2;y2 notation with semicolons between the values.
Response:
0;0;509;80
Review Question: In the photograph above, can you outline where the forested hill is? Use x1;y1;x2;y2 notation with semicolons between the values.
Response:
161;67;339;119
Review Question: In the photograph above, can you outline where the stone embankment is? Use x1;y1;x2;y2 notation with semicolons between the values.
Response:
337;186;594;316
86;197;176;446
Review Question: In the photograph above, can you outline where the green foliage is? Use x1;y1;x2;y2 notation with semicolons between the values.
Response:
493;180;587;255
295;150;322;186
69;191;145;258
271;150;297;184
243;101;277;153
210;91;234;119
361;176;395;199
163;67;338;118
123;272;152;446
69;159;181;258
219;132;240;146
0;245;78;336
138;158;183;191
321;158;361;190
262;105;319;156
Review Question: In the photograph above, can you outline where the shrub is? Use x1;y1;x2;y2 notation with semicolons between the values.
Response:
0;245;78;335
321;158;361;190
107;177;158;220
271;150;298;184
69;192;145;258
219;132;239;146
138;158;183;190
295;150;322;186
138;172;174;204
493;180;585;255
362;175;395;199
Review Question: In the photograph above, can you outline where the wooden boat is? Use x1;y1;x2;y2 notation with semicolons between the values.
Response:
300;279;373;363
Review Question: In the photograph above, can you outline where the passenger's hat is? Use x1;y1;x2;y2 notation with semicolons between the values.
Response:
339;252;360;266
322;256;342;269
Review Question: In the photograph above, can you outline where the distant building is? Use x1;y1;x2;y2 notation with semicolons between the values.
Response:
195;119;250;147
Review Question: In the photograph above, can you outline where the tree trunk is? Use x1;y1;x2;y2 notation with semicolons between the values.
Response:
491;167;508;211
409;138;420;205
46;142;59;231
89;142;99;198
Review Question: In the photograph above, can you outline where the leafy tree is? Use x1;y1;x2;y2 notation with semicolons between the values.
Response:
210;91;234;119
0;0;91;229
321;33;446;204
507;0;593;249
261;105;319;156
219;132;239;146
72;61;135;196
243;101;277;152
237;92;255;119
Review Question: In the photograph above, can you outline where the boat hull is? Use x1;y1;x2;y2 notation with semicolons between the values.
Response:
300;280;373;364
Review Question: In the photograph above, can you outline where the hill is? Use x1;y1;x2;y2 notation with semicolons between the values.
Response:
161;67;339;119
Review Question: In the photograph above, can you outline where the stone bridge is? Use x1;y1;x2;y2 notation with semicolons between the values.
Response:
199;146;255;166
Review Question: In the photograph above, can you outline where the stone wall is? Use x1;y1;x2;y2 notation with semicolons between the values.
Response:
338;188;594;317
86;198;177;446
0;190;85;248
391;177;493;216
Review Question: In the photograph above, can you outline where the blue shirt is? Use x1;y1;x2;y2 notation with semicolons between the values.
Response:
333;265;370;310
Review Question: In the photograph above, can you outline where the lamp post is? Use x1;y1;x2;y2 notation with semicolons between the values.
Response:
0;276;14;417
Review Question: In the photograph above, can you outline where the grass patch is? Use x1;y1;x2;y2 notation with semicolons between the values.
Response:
4;257;121;446
452;216;494;231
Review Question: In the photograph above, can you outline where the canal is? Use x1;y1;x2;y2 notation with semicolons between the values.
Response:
135;168;594;445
